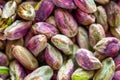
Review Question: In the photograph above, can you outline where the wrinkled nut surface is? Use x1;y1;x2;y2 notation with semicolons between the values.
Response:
71;68;94;80
89;24;105;47
94;6;108;32
4;20;32;40
51;34;73;55
112;70;120;80
77;27;90;49
52;0;76;9
94;37;120;57
10;60;26;80
27;34;47;57
94;57;115;80
57;59;74;80
32;22;58;38
46;16;57;27
74;0;97;13
17;3;35;20
45;44;63;70
2;1;17;18
106;1;120;27
12;45;39;70
74;9;95;26
75;48;102;70
35;0;55;22
55;9;78;37
6;38;24;60
24;66;53;80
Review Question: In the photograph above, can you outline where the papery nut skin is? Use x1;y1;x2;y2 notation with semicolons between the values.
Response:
35;0;55;22
114;54;120;70
0;52;9;66
77;27;90;49
95;0;109;5
2;1;17;18
32;22;58;38
0;66;9;80
71;68;94;80
57;59;74;80
45;44;63;70
6;38;24;60
74;0;97;13
52;0;76;9
27;34;47;57
9;60;26;80
75;48;102;70
12;45;39;70
106;1;120;27
4;20;32;40
94;51;106;61
55;9;78;37
51;34;73;55
94;6;108;32
24;66;53;80
110;26;120;40
89;24;105;47
74;9;95;26
112;70;120;80
94;57;115;80
94;37;120;57
17;3;35;20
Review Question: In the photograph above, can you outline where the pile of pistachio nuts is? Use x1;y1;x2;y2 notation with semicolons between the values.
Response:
0;0;120;80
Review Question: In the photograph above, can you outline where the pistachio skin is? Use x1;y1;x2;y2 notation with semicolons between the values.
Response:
94;57;115;80
55;9;78;37
12;45;39;70
0;52;9;66
74;0;97;13
17;3;35;20
26;34;47;57
35;0;55;22
95;0;109;5
94;37;120;57
112;70;120;80
114;54;120;70
24;66;53;80
75;48;102;70
0;66;9;80
51;34;73;55
52;0;76;9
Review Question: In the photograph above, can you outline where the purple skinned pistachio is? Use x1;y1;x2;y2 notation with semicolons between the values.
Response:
24;66;53;80
4;20;32;40
0;52;9;66
74;0;97;13
12;45;39;70
112;70;120;80
9;60;26;80
51;34;73;55
105;1;120;27
75;48;102;70
89;24;105;47
6;38;24;60
32;22;58;38
77;27;90;49
94;37;120;57
26;34;47;57
57;59;74;80
74;9;95;26
55;9;78;37
34;0;55;22
52;0;76;9
94;6;108;32
114;54;120;70
45;44;63;70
